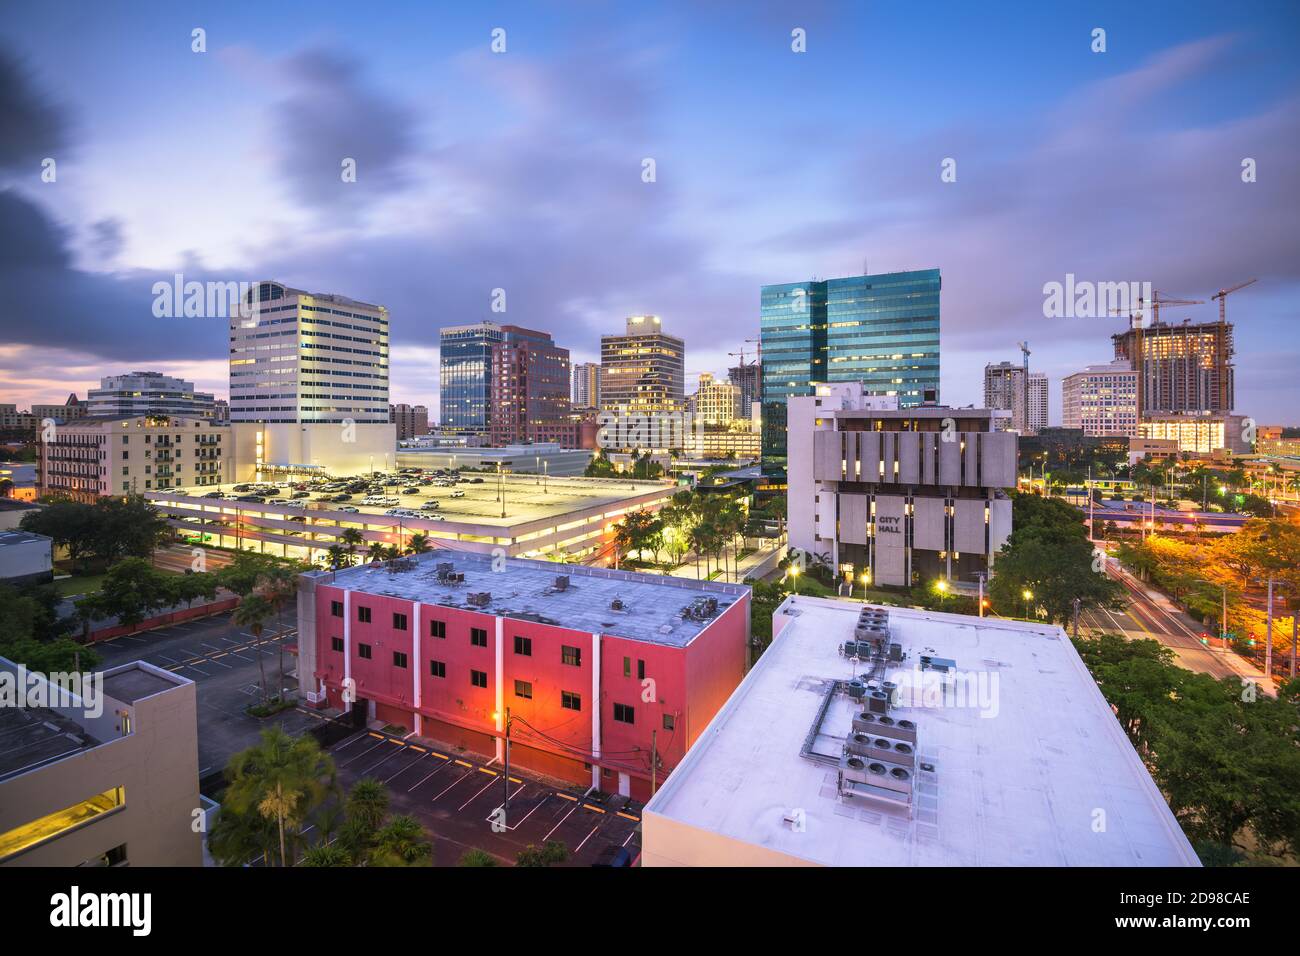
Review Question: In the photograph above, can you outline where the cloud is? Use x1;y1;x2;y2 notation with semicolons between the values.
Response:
0;48;69;173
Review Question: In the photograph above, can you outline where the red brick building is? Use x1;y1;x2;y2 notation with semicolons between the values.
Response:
298;551;750;801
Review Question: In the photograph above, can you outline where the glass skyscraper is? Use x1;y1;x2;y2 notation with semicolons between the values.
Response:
760;269;940;467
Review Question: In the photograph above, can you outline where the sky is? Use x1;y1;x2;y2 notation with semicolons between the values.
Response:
1;0;1298;424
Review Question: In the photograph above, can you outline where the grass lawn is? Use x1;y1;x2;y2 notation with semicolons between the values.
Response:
51;572;109;598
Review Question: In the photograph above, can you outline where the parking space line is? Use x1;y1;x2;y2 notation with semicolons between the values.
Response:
383;750;428;784
622;829;637;847
406;758;453;792
430;768;475;802
340;737;387;766
616;811;640;822
543;802;580;841
361;739;409;774
457;775;501;812
574;825;600;854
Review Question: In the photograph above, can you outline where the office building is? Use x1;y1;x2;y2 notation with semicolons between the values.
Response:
599;315;686;415
1112;319;1234;417
1139;413;1250;455
87;372;216;420
787;383;1015;587
983;362;1047;436
229;281;395;478
571;362;602;409
297;549;749;800
0;530;52;586
1061;361;1138;437
390;403;430;441
688;373;742;425
0;658;203;867
440;323;573;447
642;596;1197;867
761;270;941;468
37;415;231;501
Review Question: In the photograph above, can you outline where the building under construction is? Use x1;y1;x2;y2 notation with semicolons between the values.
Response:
1111;318;1234;416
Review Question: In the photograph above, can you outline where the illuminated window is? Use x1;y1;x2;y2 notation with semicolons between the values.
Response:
0;787;125;862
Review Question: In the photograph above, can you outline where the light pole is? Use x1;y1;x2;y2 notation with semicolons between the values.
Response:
934;578;948;610
1022;588;1034;621
977;572;986;618
789;565;800;595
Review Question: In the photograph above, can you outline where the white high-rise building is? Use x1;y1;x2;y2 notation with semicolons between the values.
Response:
87;372;216;419
228;281;395;479
571;362;601;408
1061;361;1138;437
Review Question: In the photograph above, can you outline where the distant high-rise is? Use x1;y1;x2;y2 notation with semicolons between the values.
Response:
1112;319;1234;416
571;362;601;408
599;315;685;414
983;362;1047;435
88;372;215;419
688;372;742;425
440;323;573;445
760;270;941;467
1062;361;1138;437
727;363;760;413
228;281;394;478
390;403;430;440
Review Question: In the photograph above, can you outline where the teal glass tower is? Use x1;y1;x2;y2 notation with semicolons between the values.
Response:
760;269;941;469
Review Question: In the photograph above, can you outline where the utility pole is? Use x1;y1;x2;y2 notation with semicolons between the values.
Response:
1072;596;1081;640
502;707;512;822
1088;464;1094;539
651;729;658;797
978;572;986;618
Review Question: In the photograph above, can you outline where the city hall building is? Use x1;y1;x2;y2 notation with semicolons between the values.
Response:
787;384;1016;588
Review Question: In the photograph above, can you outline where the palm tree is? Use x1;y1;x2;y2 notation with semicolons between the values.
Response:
370;815;433;866
338;528;364;564
457;848;499;867
325;545;350;571
408;533;430;555
260;564;298;702
300;844;351;867
365;541;387;565
346;777;390;831
233;593;275;704
220;727;336;867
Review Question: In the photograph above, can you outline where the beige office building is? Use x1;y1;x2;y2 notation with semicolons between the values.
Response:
0;659;203;867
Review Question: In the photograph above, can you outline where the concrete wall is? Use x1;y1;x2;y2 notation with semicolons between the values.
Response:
231;422;397;481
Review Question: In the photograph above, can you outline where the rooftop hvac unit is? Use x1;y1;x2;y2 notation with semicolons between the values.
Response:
553;575;570;591
843;733;916;768
838;753;913;802
867;690;890;715
610;597;624;611
853;713;918;745
888;642;903;662
845;679;866;700
467;591;492;608
681;596;719;622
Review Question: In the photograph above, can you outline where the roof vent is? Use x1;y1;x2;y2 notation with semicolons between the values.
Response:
553;575;569;591
467;591;492;608
610;597;624;611
681;596;719;622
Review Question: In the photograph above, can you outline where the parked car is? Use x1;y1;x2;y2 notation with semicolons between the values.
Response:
232;483;253;492
236;494;265;502
337;506;360;514
291;491;310;499
420;501;440;510
333;494;353;501
470;478;484;484
401;487;420;495
448;490;465;499
202;491;225;499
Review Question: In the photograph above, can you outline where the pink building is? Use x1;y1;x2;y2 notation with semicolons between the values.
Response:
298;551;750;802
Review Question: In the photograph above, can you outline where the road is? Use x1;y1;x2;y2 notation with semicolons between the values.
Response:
1079;559;1273;691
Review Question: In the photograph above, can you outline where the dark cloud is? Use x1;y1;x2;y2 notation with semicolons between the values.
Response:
270;49;417;214
89;217;124;261
0;47;69;172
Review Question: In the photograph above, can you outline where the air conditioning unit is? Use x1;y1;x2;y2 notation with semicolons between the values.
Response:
554;575;570;591
467;592;491;608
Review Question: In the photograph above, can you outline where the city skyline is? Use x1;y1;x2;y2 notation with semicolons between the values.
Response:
1;2;1297;423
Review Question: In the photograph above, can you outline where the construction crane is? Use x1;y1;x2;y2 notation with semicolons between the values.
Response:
1209;278;1255;411
1109;290;1204;420
1017;341;1031;435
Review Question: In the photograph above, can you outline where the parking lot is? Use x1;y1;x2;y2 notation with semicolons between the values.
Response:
315;723;643;866
94;610;314;778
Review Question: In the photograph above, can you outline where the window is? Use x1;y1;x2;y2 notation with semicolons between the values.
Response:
470;669;488;689
613;703;635;724
393;612;408;631
357;606;372;623
514;680;533;700
513;635;532;656
637;659;646;681
429;660;446;678
470;627;488;647
430;619;446;638
330;636;344;653
330;601;343;618
561;645;581;667
561;691;582;711
623;657;631;678
393;651;408;668
0;787;126;862
358;643;372;660
663;714;675;731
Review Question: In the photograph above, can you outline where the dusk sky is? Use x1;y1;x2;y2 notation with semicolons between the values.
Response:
1;0;1297;422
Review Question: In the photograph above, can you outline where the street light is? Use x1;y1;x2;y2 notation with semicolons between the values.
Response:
789;565;800;595
934;578;948;608
1022;588;1034;620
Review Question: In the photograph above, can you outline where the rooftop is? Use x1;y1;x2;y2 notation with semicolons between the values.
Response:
0;704;96;782
311;549;747;647
0;529;49;548
644;595;1198;866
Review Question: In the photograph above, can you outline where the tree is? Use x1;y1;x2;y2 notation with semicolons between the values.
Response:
325;545;351;570
300;844;352;867
232;594;275;704
457;848;499;867
408;532;431;555
338;528;364;564
19;500;98;571
516;840;569;867
214;727;336;867
76;558;183;630
989;494;1123;624
369;815;433;867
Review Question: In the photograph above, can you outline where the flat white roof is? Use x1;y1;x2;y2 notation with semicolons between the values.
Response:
645;596;1198;866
